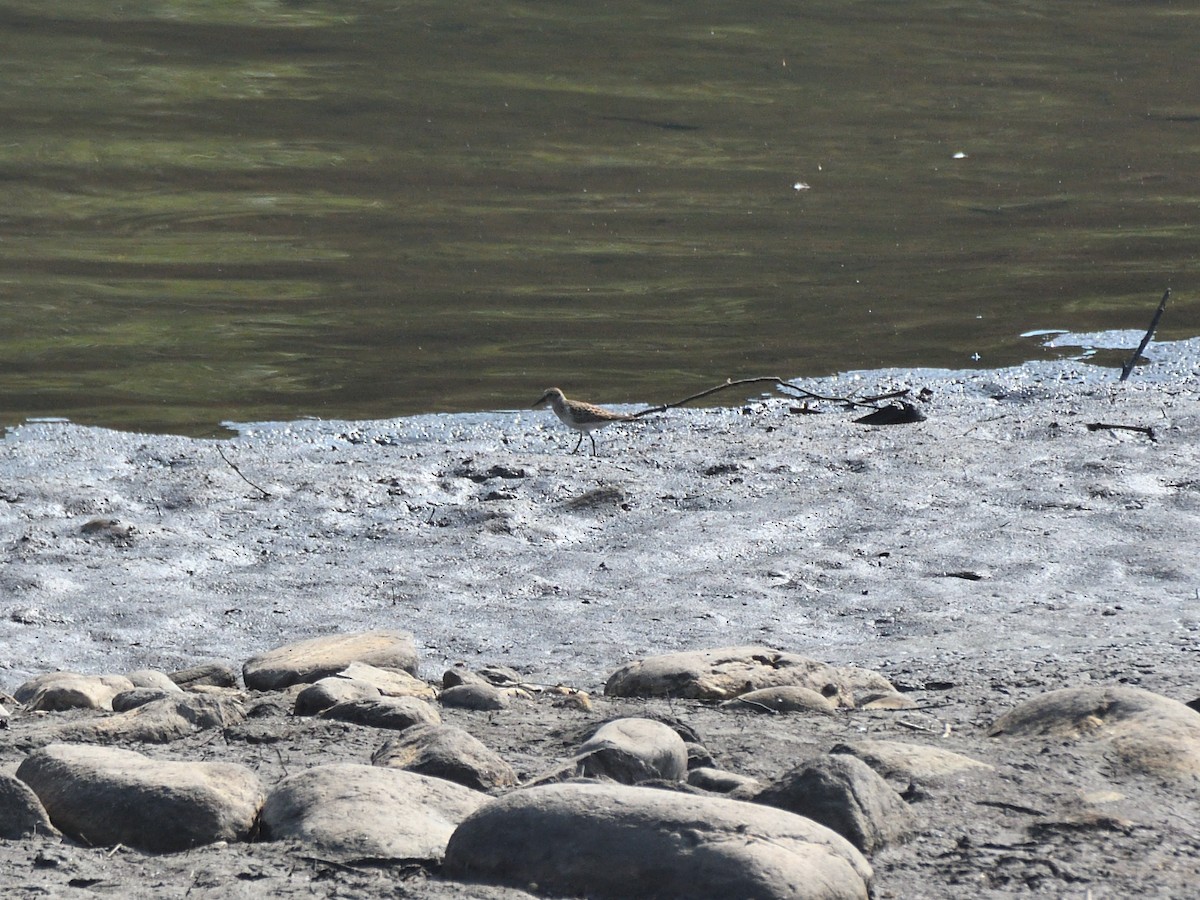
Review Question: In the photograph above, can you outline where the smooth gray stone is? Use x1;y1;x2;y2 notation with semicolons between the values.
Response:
754;754;917;852
261;763;485;861
373;724;518;791
443;781;872;900
16;743;263;852
0;772;59;839
578;718;689;784
320;695;441;731
242;631;419;691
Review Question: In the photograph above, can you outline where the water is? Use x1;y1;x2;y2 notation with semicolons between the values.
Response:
1;0;1197;435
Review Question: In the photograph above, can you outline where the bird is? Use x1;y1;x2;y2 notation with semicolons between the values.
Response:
532;387;634;456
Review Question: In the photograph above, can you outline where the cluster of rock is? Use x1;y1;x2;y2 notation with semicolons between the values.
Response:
4;633;1200;898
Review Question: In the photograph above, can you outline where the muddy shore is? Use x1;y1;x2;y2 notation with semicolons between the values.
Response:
2;341;1199;897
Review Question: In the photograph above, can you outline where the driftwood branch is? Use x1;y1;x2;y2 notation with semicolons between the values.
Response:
216;445;272;499
1086;422;1156;441
1120;287;1171;382
629;377;909;418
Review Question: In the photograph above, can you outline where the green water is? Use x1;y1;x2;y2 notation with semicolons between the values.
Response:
1;0;1197;434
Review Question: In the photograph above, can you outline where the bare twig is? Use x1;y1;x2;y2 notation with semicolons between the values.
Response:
731;696;781;715
216;445;271;499
629;377;908;418
1086;422;1156;441
1120;287;1171;382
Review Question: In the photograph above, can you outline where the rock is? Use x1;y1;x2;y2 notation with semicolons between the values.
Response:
442;666;490;689
242;631;419;691
16;743;263;852
111;688;173;712
125;669;184;693
14;672;136;712
476;664;525;687
294;677;381;716
439;683;509;711
688;767;764;795
988;684;1200;779
548;686;592;711
169;663;240;689
443;781;873;899
320;695;441;731
686;740;716;769
722;685;838;714
604;646;855;706
79;517;134;542
0;772;59;839
578;718;689;784
336;661;437;700
60;695;246;744
831;739;993;783
836;665;901;699
373;723;519;791
855;692;918;710
260;763;485;861
753;754;917;853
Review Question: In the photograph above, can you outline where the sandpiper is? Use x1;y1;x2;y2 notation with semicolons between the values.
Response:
532;387;634;456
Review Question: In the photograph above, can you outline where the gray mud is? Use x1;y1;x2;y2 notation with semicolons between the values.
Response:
2;342;1199;897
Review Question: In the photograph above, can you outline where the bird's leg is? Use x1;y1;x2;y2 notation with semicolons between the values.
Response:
572;432;584;454
589;433;598;456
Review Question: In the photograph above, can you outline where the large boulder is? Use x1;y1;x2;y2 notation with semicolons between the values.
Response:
16;743;263;852
988;684;1200;779
60;695;245;744
604;646;855;705
443;781;872;899
260;763;485;861
242;631;419;691
14;672;136;712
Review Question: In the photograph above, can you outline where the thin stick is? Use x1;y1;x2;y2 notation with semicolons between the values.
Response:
1086;422;1156;441
216;445;271;499
1120;287;1171;382
630;377;906;418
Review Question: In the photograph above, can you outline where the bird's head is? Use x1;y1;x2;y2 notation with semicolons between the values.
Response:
532;388;565;410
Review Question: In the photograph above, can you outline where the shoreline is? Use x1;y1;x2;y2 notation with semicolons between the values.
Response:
1;339;1196;691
